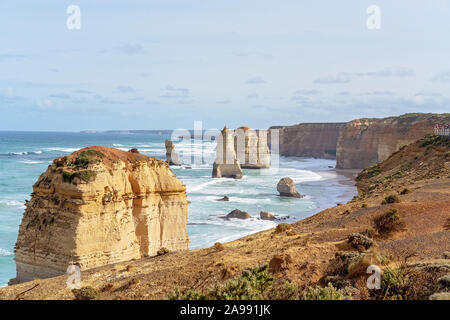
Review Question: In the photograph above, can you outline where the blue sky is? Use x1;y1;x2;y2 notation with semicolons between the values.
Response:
1;0;450;131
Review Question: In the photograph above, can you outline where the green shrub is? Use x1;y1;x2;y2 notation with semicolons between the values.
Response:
347;233;374;251
380;267;408;300
166;265;275;300
373;209;405;236
382;194;400;205
437;275;450;289
301;283;352;300
72;286;100;300
62;170;97;184
73;150;104;168
157;247;170;256
399;188;410;195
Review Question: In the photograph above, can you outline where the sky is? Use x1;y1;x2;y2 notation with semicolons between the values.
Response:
0;0;450;131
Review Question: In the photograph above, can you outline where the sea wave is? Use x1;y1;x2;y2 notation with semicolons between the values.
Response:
0;200;25;209
44;147;78;153
8;151;42;156
19;160;46;165
0;248;12;256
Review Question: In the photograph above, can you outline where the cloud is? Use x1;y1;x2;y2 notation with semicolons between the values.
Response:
313;73;351;84
431;71;450;83
248;93;259;99
108;43;148;56
49;93;70;99
216;99;232;104
246;76;266;84
0;52;29;62
294;89;320;95
114;85;136;93
233;51;273;60
355;67;414;77
159;85;190;99
138;73;151;78
72;89;91;94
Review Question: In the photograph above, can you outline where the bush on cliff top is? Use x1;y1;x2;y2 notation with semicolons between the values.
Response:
167;265;275;300
301;283;353;300
373;209;405;236
72;286;100;300
73;150;104;169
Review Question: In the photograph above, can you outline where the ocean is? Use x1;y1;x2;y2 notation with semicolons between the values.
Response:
0;131;357;287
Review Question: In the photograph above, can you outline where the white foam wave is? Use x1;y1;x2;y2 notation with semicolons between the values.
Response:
0;200;25;208
45;147;78;153
0;248;13;256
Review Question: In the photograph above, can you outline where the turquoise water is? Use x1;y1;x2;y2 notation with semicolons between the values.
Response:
0;131;356;287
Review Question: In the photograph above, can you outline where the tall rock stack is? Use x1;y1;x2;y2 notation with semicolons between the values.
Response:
233;126;270;169
12;146;189;283
165;139;182;165
212;127;243;179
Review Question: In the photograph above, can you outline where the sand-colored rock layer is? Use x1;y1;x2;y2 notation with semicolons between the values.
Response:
12;146;189;283
336;113;450;169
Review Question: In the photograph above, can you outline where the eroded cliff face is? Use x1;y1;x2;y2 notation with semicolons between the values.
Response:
336;114;450;169
233;127;270;169
13;146;189;283
269;123;346;159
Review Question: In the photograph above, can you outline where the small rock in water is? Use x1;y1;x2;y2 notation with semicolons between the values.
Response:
216;196;229;202
184;166;192;169
328;166;333;168
277;177;302;198
260;211;275;220
224;209;251;220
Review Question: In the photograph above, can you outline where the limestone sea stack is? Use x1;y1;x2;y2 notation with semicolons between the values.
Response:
12;146;189;283
277;177;302;198
165;139;182;165
233;127;270;169
212;126;243;179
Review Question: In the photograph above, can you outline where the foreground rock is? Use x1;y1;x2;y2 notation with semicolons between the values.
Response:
165;140;181;165
260;211;275;220
233;126;270;169
212;127;243;179
12;146;189;283
277;177;302;198
224;209;251;219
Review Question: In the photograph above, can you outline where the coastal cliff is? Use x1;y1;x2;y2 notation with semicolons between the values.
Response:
269;123;345;159
336;113;450;169
2;134;448;300
12;146;189;283
233;126;270;169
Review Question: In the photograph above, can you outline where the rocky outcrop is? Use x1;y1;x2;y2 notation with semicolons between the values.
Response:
216;196;229;202
212;127;243;179
336;113;450;169
269;123;345;159
12;146;189;283
165;140;181;165
260;211;275;220
277;177;302;198
233;127;270;169
224;209;251;220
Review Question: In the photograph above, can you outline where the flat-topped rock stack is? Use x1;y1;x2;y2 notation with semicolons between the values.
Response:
233;126;270;169
12;146;189;283
212;127;243;179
